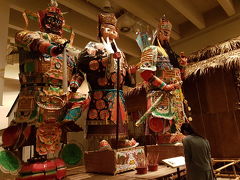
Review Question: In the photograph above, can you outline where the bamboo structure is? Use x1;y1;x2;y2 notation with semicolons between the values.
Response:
213;159;240;179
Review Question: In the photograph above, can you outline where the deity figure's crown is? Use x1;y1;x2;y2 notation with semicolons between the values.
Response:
158;15;172;31
40;0;63;17
98;13;117;26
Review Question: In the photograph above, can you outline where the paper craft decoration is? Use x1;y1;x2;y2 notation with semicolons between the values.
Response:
136;32;151;52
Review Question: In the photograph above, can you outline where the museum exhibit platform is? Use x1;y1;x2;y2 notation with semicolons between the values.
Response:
65;165;186;180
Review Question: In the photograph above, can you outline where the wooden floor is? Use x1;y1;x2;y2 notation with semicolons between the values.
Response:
64;165;186;180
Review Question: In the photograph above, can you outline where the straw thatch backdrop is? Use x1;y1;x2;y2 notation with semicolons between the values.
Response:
183;35;240;158
185;36;240;78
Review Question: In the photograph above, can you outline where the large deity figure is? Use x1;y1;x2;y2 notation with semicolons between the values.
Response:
3;0;83;158
75;13;135;147
138;15;188;144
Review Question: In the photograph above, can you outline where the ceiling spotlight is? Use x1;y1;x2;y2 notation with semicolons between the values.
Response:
117;13;135;33
102;0;112;12
120;27;131;33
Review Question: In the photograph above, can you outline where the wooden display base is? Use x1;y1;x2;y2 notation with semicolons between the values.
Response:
65;165;186;180
84;146;145;175
146;144;184;164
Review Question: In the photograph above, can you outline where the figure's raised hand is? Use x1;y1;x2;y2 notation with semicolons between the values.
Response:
112;39;121;53
52;40;70;55
101;37;114;54
129;65;137;74
163;82;181;91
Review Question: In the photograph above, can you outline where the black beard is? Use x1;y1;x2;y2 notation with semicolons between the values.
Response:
161;40;181;68
42;14;63;35
161;40;170;48
43;25;61;35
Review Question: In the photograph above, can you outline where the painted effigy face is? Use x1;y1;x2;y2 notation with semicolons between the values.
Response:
42;12;64;35
100;24;119;41
157;27;171;42
157;16;172;43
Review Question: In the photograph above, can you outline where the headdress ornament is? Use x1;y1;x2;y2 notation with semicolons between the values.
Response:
45;0;63;16
98;13;117;26
158;14;172;31
38;0;65;34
